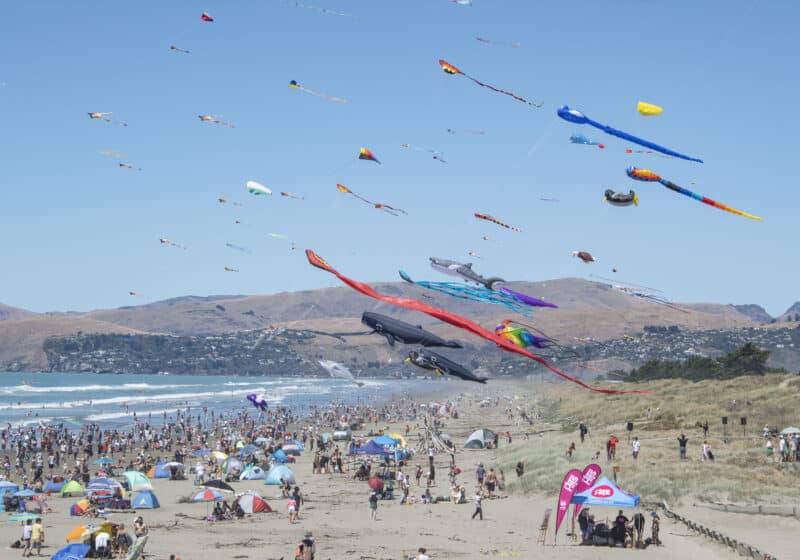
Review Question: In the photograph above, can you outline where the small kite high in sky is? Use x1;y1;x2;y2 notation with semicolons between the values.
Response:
247;181;272;196
358;147;380;164
474;212;521;232
475;37;521;48
439;59;543;108
558;105;702;163
118;162;141;171
169;45;190;54
318;360;364;386
603;189;638;207
572;251;595;263
88;112;127;126
198;114;234;128
280;191;304;200
226;242;252;255
336;184;406;216
218;197;242;206
637;101;663;116
289;80;346;103
570;133;604;149
160;238;186;250
201;12;214;22
446;128;485;135
224;266;239;272
626;167;763;221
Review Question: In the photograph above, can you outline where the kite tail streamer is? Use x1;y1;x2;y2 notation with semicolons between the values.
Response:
305;250;650;395
465;75;543;108
659;180;763;221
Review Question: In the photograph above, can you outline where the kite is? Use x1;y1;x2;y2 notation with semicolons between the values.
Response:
318;360;364;387
474;213;521;232
128;291;139;296
159;238;186;250
247;181;272;196
246;393;268;411
358;147;381;164
401;144;447;163
446;128;485;135
198;114;234;128
306;250;648;394
637;101;663;116
468;251;480;259
497;286;558;309
201;12;214;22
406;350;487;384
613;284;690;314
451;0;473;5
280;191;304;200
268;233;289;239
224;266;239;272
481;236;493;241
603;189;638;207
218;197;242;206
494;320;562;351
400;271;548;317
336;184;406;216
626;167;763;221
226;242;252;255
625;148;670;159
475;37;521;48
590;275;662;293
439;59;543;108
572;251;595;263
570;133;604;149
119;162;141;171
88;112;127;126
540;197;560;203
429;257;504;289
289;80;346;103
99;150;125;158
362;311;462;348
169;45;190;54
289;1;349;17
557;105;702;163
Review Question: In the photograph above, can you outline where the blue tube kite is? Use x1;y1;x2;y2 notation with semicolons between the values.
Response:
557;105;703;163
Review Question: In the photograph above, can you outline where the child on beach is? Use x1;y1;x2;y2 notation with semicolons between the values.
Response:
287;495;298;524
369;490;379;520
471;488;483;520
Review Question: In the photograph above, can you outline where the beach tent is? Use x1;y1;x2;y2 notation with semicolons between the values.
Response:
270;449;289;464
221;457;244;476
149;461;171;479
780;427;800;435
0;480;18;511
288;439;306;451
69;499;90;517
464;429;495;449
390;433;408;447
264;464;296;486
235;493;272;514
51;543;91;560
132;490;160;509
571;476;640;508
123;471;153;492
60;480;85;497
349;441;388;456
44;479;64;494
239;465;266;481
372;435;400;447
282;444;302;456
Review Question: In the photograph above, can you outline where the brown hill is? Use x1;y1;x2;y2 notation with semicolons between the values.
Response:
0;303;34;321
0;316;143;371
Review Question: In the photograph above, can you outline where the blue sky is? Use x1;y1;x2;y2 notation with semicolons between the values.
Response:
1;0;798;315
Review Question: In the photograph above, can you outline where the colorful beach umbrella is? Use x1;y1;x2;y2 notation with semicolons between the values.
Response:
191;488;223;502
192;449;212;457
92;458;114;465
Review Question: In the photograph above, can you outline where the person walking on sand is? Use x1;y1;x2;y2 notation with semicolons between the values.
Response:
632;437;640;460
31;518;43;557
21;519;33;557
369;490;378;521
485;468;497;498
476;463;485;488
471;488;483;520
287;494;297;524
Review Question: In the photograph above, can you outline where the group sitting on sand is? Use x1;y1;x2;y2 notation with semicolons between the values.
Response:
578;508;661;548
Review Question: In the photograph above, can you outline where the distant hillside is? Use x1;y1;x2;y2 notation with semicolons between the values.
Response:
731;304;774;324
777;302;800;322
0;303;34;321
0;279;790;374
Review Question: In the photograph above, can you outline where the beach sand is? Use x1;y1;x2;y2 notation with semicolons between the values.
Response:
0;379;782;559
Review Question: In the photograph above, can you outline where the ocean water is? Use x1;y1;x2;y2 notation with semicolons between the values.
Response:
0;372;433;429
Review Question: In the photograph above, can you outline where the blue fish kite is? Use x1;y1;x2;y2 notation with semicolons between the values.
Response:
558;105;703;163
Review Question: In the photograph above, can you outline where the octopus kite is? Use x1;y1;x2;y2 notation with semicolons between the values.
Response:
439;59;542;108
306;249;648;394
474;213;520;232
557;105;702;163
493;320;573;355
289;80;346;103
626;167;762;221
336;184;406;216
603;190;638;207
